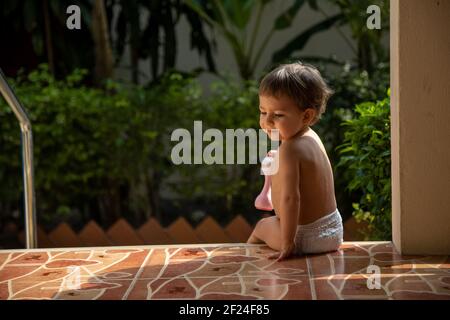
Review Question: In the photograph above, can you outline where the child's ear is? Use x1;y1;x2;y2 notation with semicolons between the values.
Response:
303;108;317;124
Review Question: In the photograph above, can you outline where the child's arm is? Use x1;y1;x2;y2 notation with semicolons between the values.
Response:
271;141;300;261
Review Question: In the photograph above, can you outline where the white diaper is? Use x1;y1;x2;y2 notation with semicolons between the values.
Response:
293;209;343;255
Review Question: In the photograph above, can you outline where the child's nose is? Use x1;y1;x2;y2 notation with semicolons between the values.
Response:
265;114;275;126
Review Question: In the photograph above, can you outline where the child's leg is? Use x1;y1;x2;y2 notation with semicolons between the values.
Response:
246;216;282;251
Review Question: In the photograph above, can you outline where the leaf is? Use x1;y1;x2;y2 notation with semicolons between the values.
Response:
272;13;343;63
274;0;306;30
184;0;217;27
338;146;354;154
2;0;19;16
23;0;38;32
31;33;44;56
79;1;92;27
161;1;177;70
287;55;344;66
114;9;127;62
307;0;319;10
223;0;254;30
182;3;217;73
367;181;374;193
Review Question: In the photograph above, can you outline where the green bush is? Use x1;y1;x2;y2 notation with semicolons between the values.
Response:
166;77;262;225
312;62;390;222
336;90;391;240
0;65;264;230
0;65;202;228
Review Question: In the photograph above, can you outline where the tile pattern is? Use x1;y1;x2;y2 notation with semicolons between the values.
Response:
0;242;449;300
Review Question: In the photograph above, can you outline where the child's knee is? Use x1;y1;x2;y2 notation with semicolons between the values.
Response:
255;217;267;231
255;216;275;234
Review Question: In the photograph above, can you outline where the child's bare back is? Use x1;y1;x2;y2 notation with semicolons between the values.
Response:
271;127;337;226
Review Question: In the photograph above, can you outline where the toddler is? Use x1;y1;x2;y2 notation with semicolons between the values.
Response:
247;62;343;261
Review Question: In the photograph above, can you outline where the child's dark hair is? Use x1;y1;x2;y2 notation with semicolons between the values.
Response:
259;61;334;125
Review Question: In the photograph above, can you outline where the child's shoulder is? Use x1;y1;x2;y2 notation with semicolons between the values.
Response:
280;128;325;161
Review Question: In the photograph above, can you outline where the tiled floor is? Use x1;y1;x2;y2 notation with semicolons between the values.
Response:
0;241;449;300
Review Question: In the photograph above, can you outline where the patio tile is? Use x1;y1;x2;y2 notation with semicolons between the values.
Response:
0;242;448;300
124;275;311;300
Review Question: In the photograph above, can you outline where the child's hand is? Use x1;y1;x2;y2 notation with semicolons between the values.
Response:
269;242;296;262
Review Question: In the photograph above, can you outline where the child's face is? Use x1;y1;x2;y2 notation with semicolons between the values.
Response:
259;94;312;141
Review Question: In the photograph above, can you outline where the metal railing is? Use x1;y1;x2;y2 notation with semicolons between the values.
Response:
0;69;37;249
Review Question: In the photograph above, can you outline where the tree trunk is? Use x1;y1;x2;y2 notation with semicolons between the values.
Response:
92;0;114;84
42;0;55;75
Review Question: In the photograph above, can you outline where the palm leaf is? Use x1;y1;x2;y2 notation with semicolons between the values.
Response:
274;0;306;30
272;13;343;63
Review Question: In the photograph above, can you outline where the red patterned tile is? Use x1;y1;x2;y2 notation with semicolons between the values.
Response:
257;278;298;286
105;249;142;254
0;242;447;300
340;275;389;299
0;282;9;300
210;255;259;264
92;248;150;276
391;291;450;300
386;274;434;293
8;252;49;265
151;278;196;299
440;276;450;285
45;259;99;268
0;265;40;282
160;260;205;278
172;248;208;259
281;276;313;300
200;293;258;299
96;280;135;300
136;249;167;279
330;244;369;257
210;246;247;257
312;277;340;299
188;262;241;278
0;253;9;267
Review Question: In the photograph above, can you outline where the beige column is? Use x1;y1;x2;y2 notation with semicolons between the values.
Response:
391;0;450;255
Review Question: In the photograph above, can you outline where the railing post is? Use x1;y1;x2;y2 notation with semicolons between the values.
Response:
0;69;37;249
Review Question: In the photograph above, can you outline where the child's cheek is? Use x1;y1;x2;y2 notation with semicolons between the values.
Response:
259;120;264;130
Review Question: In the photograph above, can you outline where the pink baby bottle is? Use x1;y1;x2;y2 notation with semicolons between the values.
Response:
254;150;277;211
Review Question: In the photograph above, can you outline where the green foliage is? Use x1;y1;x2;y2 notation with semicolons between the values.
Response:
166;76;262;224
315;62;389;157
0;0;216;83
0;65;264;229
271;13;343;63
308;62;388;216
326;0;390;73
114;0;217;82
336;90;391;240
0;0;95;77
0;65;202;228
185;0;342;80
